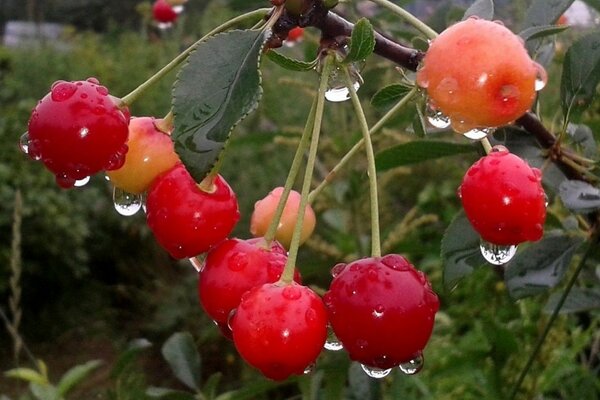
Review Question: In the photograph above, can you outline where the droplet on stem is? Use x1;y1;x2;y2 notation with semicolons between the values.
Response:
463;127;495;140
479;239;517;265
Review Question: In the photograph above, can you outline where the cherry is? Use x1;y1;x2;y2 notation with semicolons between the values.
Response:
416;18;544;133
145;163;240;259
231;282;327;380
107;117;180;194
152;0;178;24
26;78;130;188
324;254;439;370
198;237;301;333
458;146;546;246
250;187;316;249
286;27;304;43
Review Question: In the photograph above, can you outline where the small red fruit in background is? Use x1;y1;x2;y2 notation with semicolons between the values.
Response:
458;146;546;246
198;237;301;334
145;163;240;259
107;117;180;194
416;17;545;133
250;187;316;249
287;26;304;42
152;0;178;24
231;282;327;380
26;78;129;188
324;254;439;370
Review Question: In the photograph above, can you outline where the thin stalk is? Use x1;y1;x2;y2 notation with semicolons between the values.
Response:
279;57;333;284
120;8;271;107
368;0;438;40
508;237;597;400
343;67;381;257
263;99;318;246
308;86;418;203
481;137;493;154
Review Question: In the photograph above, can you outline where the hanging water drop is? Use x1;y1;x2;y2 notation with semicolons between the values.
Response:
426;105;451;129
399;353;424;375
480;239;517;265
463;127;494;140
534;62;547;91
19;132;30;154
189;256;203;272
113;187;143;216
360;364;391;379
157;22;173;30
74;176;90;187
325;67;362;103
325;81;360;102
324;325;343;351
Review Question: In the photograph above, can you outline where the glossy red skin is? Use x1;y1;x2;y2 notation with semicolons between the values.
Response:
152;0;178;23
27;78;129;188
145;164;240;259
231;282;328;381
287;27;304;42
324;255;439;370
459;148;546;245
198;237;301;328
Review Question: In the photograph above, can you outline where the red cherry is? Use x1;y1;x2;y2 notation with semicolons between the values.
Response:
145;164;240;259
459;146;546;245
287;27;304;42
152;0;178;23
324;254;439;370
198;237;301;331
231;282;328;380
26;78;129;188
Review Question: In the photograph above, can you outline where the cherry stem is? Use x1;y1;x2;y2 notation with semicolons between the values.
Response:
343;67;381;258
279;56;333;285
508;233;598;400
480;137;493;154
119;7;272;107
155;110;174;134
368;0;438;40
308;86;418;203
263;98;318;247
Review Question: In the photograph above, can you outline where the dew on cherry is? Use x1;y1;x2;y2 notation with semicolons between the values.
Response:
324;325;343;351
113;186;143;216
19;132;30;154
399;352;424;375
360;364;391;379
331;262;347;277
425;104;451;129
463;127;495;140
534;62;548;91
189;256;203;272
74;176;90;187
480;239;517;265
226;308;236;332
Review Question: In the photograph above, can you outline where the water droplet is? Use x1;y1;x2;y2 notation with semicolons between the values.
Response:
226;308;236;332
96;85;109;96
157;22;173;30
534;62;547;91
325;81;360;102
360;364;391;379
19;132;30;154
113;186;143;216
331;262;347;277
480;240;517;265
172;5;184;13
399;353;424;375
228;253;247;271
303;363;316;374
491;145;508;153
51;81;77;102
426;104;451;129
324;325;343;351
463;127;494;140
372;304;385;318
74;176;90;187
189;256;203;272
282;285;302;300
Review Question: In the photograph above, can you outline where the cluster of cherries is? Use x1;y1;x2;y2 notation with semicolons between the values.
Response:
20;16;549;381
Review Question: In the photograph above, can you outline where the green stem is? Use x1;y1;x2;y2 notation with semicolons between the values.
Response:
263;98;318;246
368;0;438;40
279;57;333;285
508;236;597;400
343;67;381;257
308;86;418;203
119;7;271;107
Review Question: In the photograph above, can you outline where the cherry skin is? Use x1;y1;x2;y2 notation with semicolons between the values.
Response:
416;17;544;133
324;254;439;370
250;187;316;249
198;237;301;334
459;146;546;246
152;0;178;23
286;27;304;42
26;78;130;188
145;163;240;259
231;282;328;381
106;117;180;194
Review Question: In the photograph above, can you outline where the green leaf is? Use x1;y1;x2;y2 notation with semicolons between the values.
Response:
345;18;376;63
161;332;202;391
214;379;291;400
202;372;222;400
559;180;600;213
172;29;267;182
560;32;600;119
441;211;486;290
566;123;598;158
29;383;59;400
412;104;427;138
586;0;600;13
4;368;48;385
522;0;574;28
462;0;494;20
370;84;411;109
519;24;569;42
56;360;102;396
146;387;196;400
504;232;583;299
482;321;518;368
376;140;475;171
544;287;600;314
265;50;317;71
110;338;152;379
